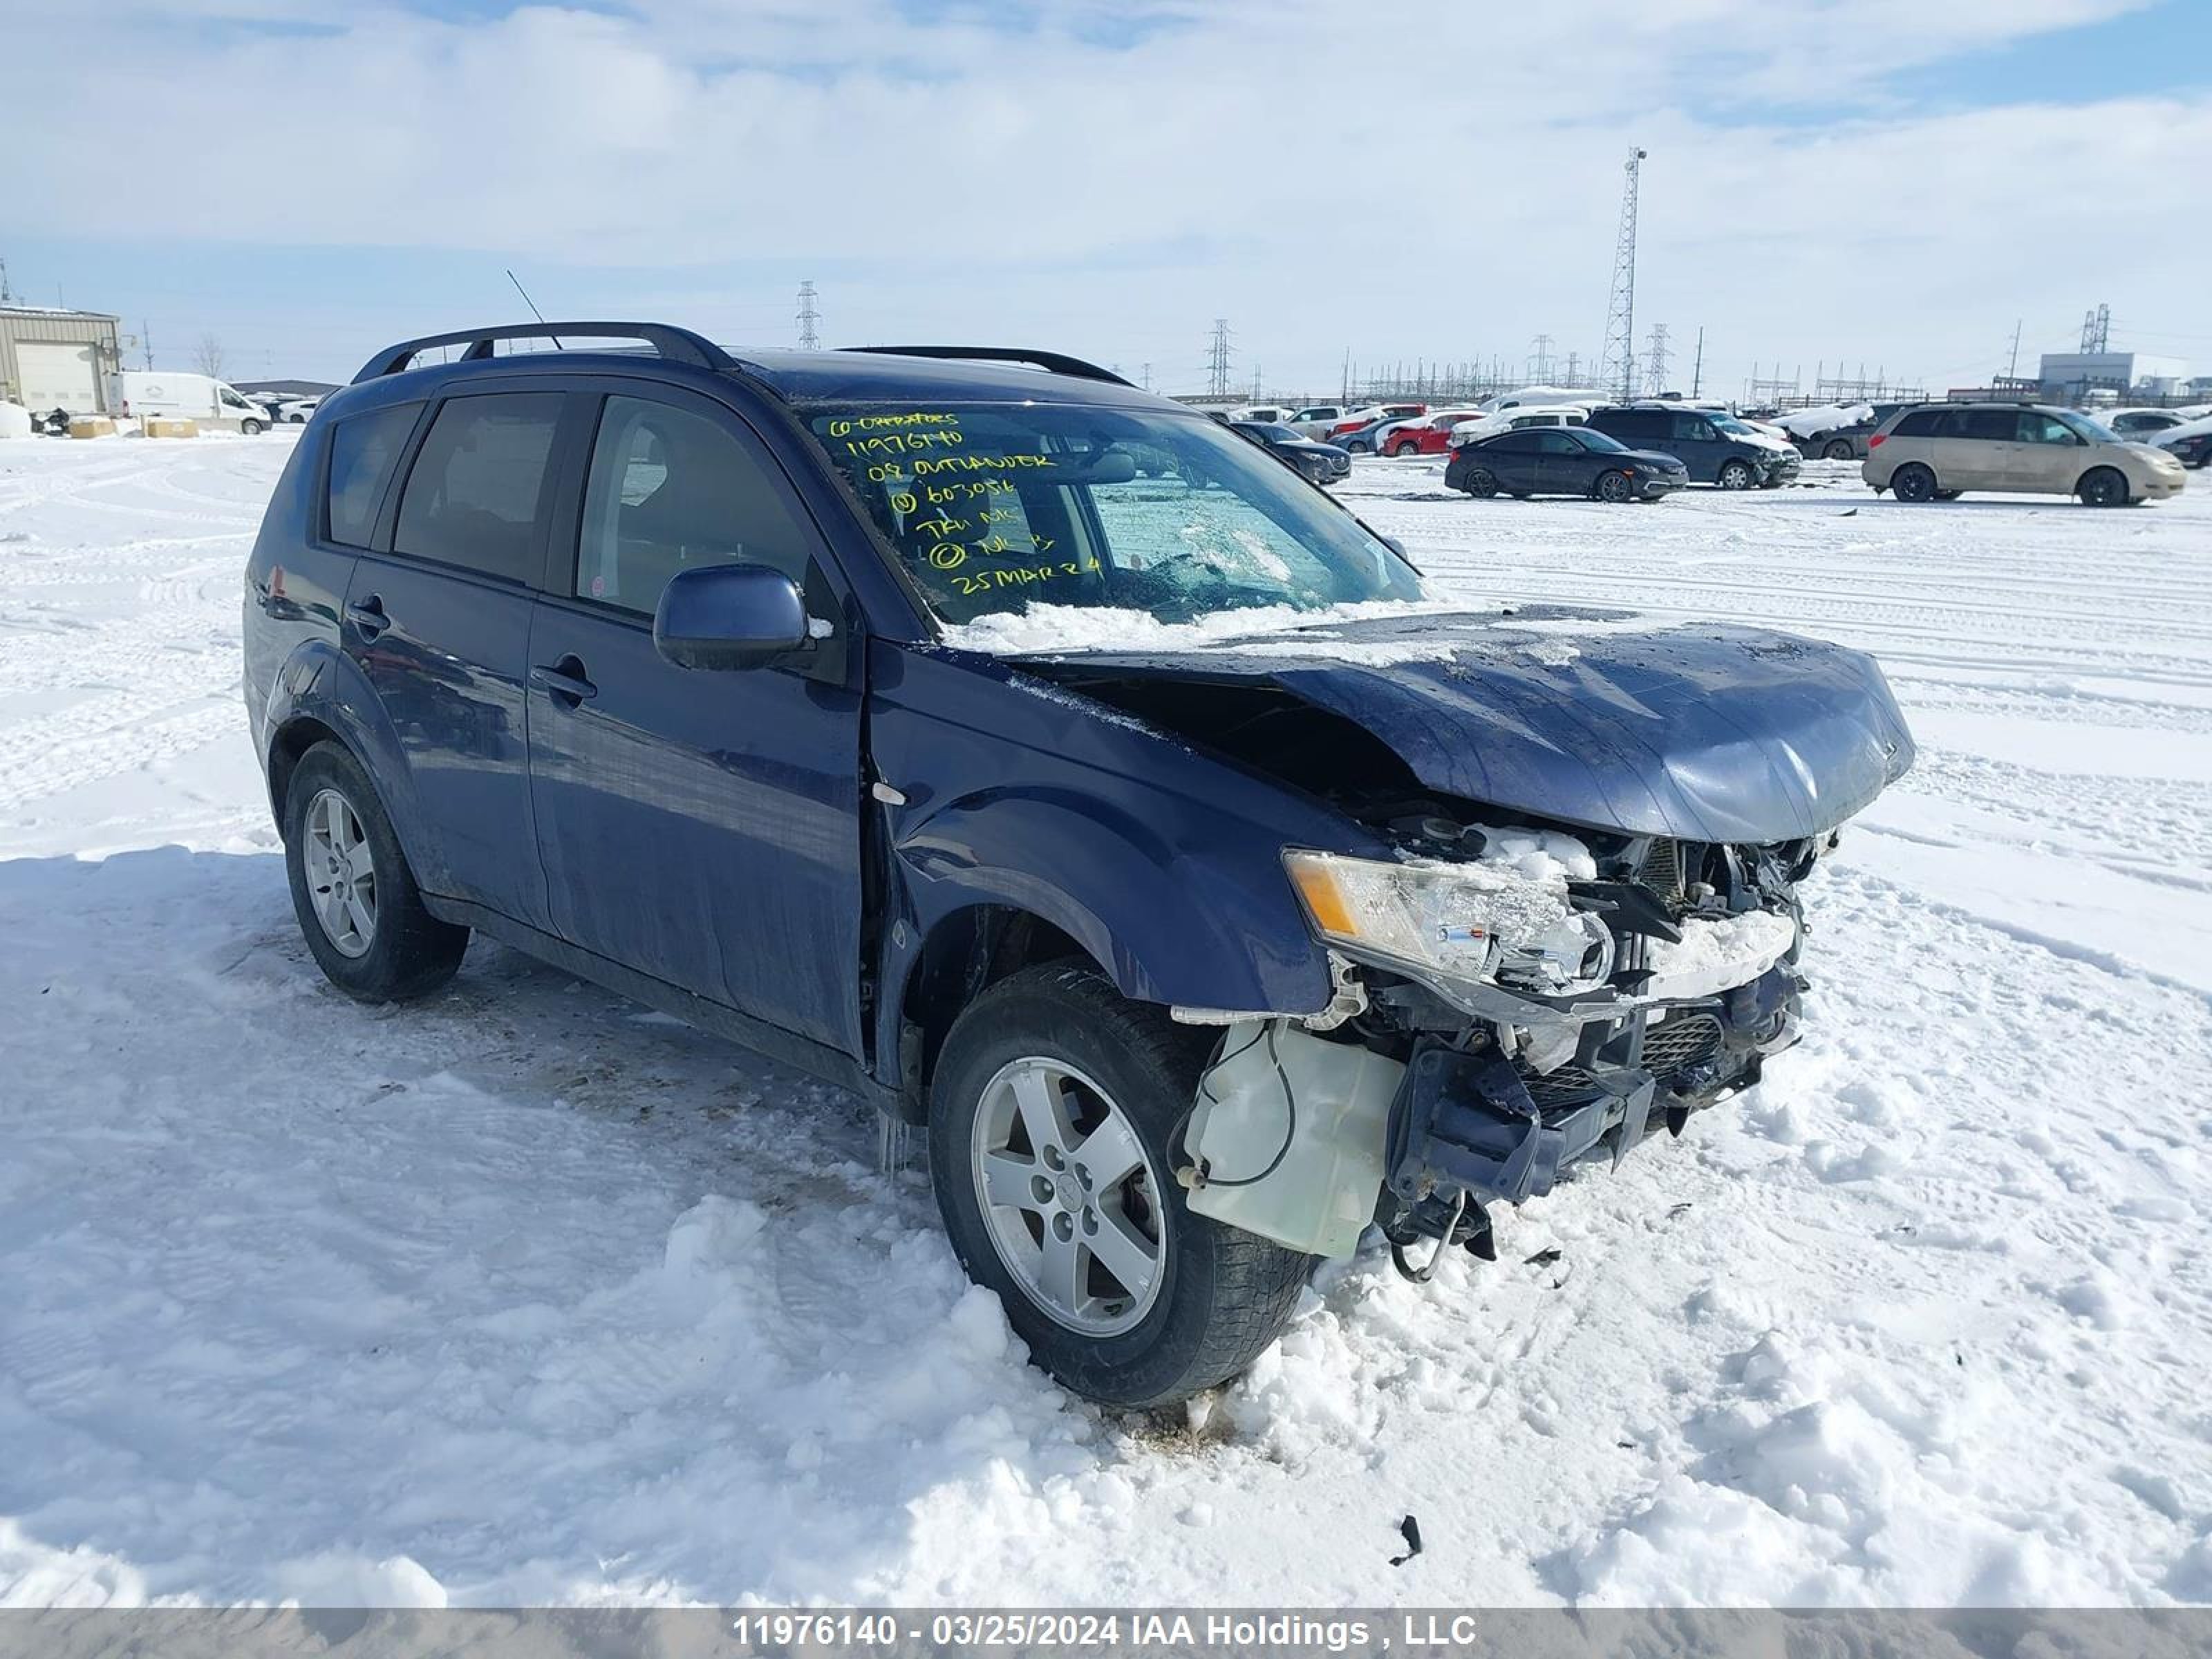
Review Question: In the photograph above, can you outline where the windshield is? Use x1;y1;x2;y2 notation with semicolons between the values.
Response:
1713;416;1756;435
804;401;1426;626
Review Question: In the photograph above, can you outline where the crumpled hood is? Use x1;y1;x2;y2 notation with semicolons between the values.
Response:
1009;606;1916;843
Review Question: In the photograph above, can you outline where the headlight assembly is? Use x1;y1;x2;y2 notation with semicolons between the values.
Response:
1283;849;1616;1004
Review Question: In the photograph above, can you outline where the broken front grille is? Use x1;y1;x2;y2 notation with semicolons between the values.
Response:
1517;1013;1725;1109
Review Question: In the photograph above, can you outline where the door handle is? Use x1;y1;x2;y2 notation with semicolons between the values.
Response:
344;597;390;641
529;659;597;706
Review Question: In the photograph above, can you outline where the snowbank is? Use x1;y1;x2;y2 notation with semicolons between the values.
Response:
0;402;32;440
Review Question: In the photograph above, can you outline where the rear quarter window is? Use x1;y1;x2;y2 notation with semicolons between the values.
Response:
1891;410;1944;437
324;402;423;547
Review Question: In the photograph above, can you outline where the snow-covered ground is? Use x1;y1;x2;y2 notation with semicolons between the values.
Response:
3;434;2209;1608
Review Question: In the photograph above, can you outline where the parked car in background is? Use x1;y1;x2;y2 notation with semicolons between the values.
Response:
1584;404;1801;488
1864;403;2187;505
276;397;321;424
1232;420;1351;484
1228;404;1291;425
1476;386;1612;414
114;370;273;434
1282;404;1350;440
1382;409;1485;457
1332;415;1406;455
2153;415;2212;468
1779;402;1916;462
245;320;1915;1408
1446;426;1687;502
2102;407;2191;439
1447;405;1592;446
1325;402;1425;440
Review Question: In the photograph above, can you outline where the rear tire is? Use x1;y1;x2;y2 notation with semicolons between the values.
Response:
1717;459;1755;490
2078;467;2130;507
928;964;1310;1409
1460;467;1498;498
1933;489;1962;501
1891;462;1938;503
283;741;469;1001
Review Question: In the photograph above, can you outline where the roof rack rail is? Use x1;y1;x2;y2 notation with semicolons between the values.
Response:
841;346;1134;388
353;321;736;384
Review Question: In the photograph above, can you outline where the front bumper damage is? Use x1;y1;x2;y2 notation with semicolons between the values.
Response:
1380;962;1800;1263
1182;825;1821;1273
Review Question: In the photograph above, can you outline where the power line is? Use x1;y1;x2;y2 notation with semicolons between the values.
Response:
796;280;821;350
1644;321;1671;395
1597;145;1646;402
1206;318;1232;400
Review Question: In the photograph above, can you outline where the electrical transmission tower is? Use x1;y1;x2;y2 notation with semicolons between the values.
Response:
2079;303;2110;353
1529;334;1555;383
796;280;821;350
1644;322;1671;395
1563;350;1581;387
1597;146;1647;402
1206;319;1233;399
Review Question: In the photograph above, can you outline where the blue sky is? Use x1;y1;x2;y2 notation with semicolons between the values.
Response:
5;0;2208;397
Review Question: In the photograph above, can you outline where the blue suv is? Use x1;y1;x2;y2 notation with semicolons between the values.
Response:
245;323;1913;1406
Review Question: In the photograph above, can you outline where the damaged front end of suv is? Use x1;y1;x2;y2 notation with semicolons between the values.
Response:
1003;606;1914;1277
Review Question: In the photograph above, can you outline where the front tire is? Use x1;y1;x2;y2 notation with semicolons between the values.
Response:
1390;440;1419;458
241;418;265;436
1717;458;1755;490
928;964;1309;1408
1891;462;1938;503
1823;438;1855;461
1595;469;1634;503
2079;467;2130;507
283;741;469;1001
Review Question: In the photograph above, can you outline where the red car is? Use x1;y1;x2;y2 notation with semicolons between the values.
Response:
1327;402;1425;440
1383;409;1481;458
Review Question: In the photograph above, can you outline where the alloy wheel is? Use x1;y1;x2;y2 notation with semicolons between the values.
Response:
303;787;377;958
970;1056;1166;1337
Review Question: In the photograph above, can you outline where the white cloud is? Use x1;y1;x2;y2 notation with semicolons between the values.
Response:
4;0;2202;392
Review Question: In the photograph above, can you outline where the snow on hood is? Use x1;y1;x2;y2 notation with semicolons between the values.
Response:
950;606;1918;843
938;598;1492;662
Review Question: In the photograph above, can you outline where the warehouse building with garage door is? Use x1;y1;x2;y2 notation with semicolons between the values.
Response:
1;306;124;415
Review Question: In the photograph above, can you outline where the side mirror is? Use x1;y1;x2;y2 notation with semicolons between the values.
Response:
1381;536;1409;559
653;563;812;671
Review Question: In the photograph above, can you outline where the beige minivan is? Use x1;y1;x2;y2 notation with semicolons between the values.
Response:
1863;402;2187;505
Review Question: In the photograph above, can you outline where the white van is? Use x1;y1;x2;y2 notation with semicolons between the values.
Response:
114;371;273;434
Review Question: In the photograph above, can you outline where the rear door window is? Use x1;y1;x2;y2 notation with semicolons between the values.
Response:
393;393;565;583
1957;410;2018;442
325;402;422;547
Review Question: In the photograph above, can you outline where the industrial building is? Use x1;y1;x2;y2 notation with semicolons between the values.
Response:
2038;349;2189;402
0;305;124;415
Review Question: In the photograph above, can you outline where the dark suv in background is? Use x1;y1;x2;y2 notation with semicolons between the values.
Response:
244;322;1912;1407
1584;403;1802;489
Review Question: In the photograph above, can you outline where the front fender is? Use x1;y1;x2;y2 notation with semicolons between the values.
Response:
870;642;1389;1027
261;637;451;895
